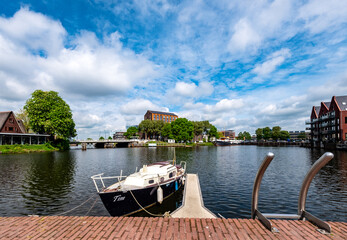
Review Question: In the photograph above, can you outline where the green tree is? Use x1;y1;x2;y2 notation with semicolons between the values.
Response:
243;131;251;140
99;136;105;140
279;130;290;140
161;123;173;139
208;125;219;139
139;120;152;139
263;127;272;140
255;128;263;140
108;136;112;140
272;126;281;141
171;118;194;143
24;90;76;139
15;108;31;133
124;126;138;139
297;132;307;139
237;132;244;140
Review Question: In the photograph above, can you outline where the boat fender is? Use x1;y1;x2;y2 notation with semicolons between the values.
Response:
182;176;186;185
157;186;163;204
175;181;178;191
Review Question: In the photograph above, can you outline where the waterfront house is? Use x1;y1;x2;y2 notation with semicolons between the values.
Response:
0;111;49;145
306;95;347;148
144;110;178;123
0;111;26;134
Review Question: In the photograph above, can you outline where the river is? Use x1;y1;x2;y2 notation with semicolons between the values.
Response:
0;146;346;222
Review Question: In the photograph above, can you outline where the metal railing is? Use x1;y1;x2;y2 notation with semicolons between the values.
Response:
91;172;127;192
251;152;334;233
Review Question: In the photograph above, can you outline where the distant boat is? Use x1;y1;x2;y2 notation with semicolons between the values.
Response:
91;159;186;216
213;139;232;146
213;138;242;146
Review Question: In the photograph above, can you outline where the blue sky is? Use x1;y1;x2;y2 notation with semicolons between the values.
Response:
0;0;347;139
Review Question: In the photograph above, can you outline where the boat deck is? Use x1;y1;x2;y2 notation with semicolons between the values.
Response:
0;216;345;239
171;173;216;218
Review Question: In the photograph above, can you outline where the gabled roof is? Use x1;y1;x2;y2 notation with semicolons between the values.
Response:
323;102;330;109
335;95;347;111
17;119;26;133
0;111;11;131
311;106;320;119
146;110;178;116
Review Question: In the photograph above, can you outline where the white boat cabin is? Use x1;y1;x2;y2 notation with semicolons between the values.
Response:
106;162;180;191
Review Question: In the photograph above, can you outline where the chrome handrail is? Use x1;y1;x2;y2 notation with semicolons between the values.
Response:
91;173;127;193
251;152;334;233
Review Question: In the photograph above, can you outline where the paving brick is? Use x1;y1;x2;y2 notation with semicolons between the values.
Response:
0;216;346;240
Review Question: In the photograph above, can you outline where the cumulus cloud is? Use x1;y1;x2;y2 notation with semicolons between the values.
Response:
0;7;66;56
120;99;168;115
169;81;214;99
0;8;159;100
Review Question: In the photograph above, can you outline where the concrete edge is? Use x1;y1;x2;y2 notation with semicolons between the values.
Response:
171;173;216;218
170;173;187;216
195;173;217;218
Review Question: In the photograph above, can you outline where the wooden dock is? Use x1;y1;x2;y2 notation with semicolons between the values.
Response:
0;216;346;239
171;174;216;218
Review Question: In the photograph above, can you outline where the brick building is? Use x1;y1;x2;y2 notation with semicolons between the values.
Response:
0;111;26;133
221;130;235;139
306;95;347;147
0;111;49;145
144;110;178;123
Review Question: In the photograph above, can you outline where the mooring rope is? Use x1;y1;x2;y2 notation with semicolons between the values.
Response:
85;196;98;216
51;193;97;216
129;189;170;218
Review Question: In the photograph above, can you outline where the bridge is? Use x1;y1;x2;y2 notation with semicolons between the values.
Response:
70;139;140;149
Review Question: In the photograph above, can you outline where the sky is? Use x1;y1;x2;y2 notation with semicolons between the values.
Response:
0;0;347;140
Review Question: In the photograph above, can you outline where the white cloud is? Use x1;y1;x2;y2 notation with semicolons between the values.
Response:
0;8;159;100
170;81;214;99
211;99;244;113
252;48;291;76
0;7;66;56
298;0;347;34
120;99;168;115
228;18;261;53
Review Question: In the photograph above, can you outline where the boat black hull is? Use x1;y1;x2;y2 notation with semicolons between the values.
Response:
213;141;232;146
99;175;185;217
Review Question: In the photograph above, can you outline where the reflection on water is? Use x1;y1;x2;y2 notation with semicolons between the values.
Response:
0;146;346;222
21;152;76;215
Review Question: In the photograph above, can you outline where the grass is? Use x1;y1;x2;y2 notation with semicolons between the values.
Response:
0;143;58;154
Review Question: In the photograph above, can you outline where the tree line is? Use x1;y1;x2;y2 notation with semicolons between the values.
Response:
124;119;220;143
255;126;290;141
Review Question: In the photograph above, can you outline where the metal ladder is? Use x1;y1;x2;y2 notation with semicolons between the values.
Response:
251;152;334;233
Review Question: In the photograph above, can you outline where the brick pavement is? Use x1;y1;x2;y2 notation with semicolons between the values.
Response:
0;216;345;239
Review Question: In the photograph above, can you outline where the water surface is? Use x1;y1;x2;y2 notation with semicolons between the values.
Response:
0;146;346;222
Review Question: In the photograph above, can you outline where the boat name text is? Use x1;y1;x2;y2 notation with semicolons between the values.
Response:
113;195;125;202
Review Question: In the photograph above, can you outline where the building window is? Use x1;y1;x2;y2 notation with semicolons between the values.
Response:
345;117;347;124
9;127;13;131
9;118;13;123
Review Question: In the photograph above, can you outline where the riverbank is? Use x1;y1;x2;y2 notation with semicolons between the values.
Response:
0;143;58;154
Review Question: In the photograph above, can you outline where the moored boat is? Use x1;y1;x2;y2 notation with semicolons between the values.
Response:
91;159;186;217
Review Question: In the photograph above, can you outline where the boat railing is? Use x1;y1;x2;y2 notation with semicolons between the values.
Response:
251;152;334;233
91;173;127;193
